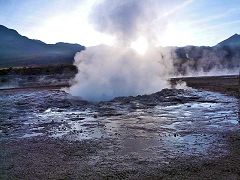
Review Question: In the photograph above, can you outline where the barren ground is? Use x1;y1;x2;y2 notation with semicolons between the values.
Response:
0;84;240;179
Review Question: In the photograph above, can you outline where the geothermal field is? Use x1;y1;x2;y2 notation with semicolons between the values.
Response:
0;66;239;179
1;0;240;179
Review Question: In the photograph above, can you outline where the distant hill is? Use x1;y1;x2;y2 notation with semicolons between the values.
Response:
216;34;240;47
0;25;85;67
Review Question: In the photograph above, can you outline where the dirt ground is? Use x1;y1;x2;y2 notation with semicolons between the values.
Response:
170;75;240;97
0;87;240;179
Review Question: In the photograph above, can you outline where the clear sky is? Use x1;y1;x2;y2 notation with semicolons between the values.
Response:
0;0;239;47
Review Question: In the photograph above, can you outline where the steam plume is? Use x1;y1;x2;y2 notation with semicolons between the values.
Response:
174;46;240;76
68;0;188;101
70;45;174;101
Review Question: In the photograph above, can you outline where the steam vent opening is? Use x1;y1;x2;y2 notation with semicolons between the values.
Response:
0;0;240;179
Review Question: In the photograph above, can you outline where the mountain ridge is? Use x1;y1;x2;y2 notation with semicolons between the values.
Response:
216;33;240;47
0;25;85;67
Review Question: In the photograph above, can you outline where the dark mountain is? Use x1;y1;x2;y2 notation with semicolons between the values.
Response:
0;25;85;67
216;34;240;47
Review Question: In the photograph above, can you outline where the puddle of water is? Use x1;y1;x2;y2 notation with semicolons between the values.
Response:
162;121;193;129
162;133;221;156
21;133;44;138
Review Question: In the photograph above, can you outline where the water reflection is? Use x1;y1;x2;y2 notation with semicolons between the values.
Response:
238;98;240;122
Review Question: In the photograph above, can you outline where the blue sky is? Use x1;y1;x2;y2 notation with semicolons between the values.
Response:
0;0;239;47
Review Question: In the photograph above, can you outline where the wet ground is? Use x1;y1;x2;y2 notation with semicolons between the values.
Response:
0;74;71;89
0;88;240;179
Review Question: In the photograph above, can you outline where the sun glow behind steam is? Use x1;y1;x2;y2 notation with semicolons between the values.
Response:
130;37;149;55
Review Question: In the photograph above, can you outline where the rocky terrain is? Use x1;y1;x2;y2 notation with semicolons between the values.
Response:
0;87;239;179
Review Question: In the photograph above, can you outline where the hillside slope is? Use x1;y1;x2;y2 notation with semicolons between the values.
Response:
217;34;240;47
0;25;85;67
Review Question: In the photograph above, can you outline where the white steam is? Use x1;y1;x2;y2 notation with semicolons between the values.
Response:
70;45;173;101
68;0;188;101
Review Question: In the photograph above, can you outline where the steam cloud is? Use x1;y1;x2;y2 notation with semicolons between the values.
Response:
70;45;174;101
174;46;240;76
68;0;186;101
68;0;239;101
89;0;170;44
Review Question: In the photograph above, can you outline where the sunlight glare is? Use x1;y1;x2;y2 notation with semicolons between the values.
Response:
130;37;149;55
